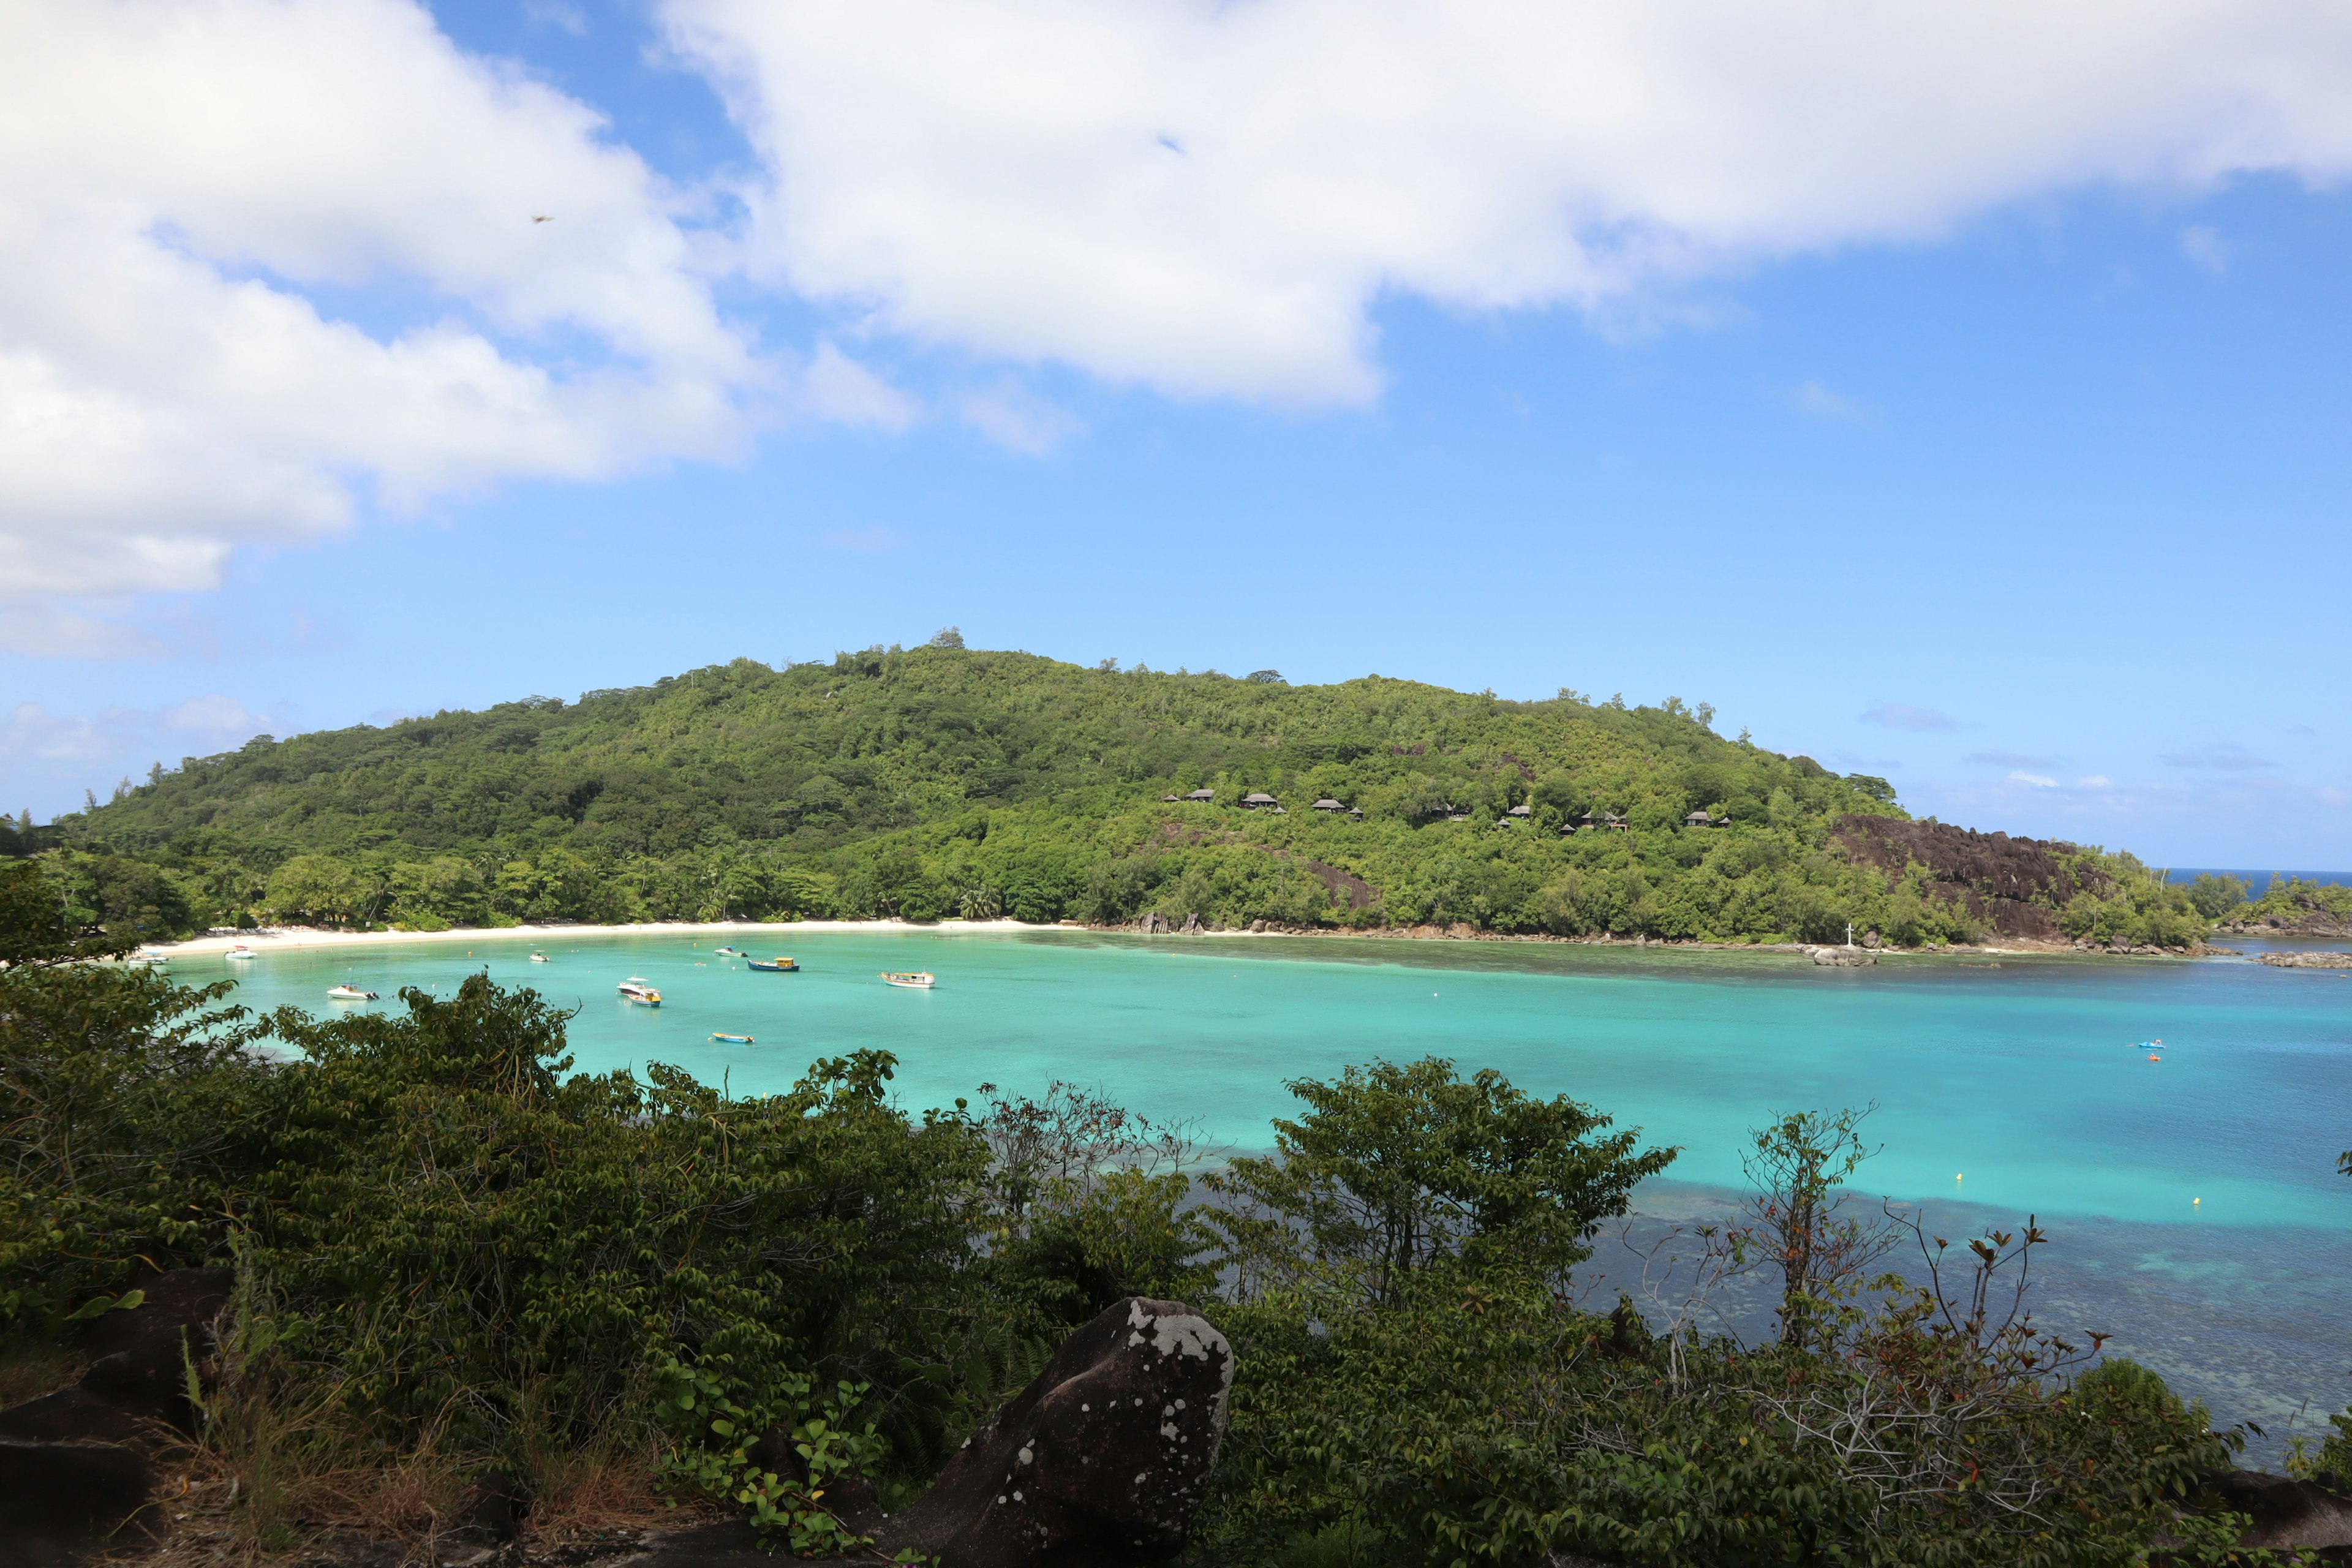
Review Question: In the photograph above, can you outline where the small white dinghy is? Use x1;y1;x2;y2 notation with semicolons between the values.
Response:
326;984;378;1001
226;945;257;962
529;951;551;963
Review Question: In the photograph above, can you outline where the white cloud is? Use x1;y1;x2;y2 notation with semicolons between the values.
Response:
14;0;2352;623
4;695;276;783
161;694;263;734
665;0;2352;404
2010;770;2060;788
2180;224;2231;271
2160;742;2275;769
0;0;905;610
524;0;588;37
802;341;923;432
2076;774;2116;788
957;382;1083;455
1862;703;1957;731
1789;380;1871;423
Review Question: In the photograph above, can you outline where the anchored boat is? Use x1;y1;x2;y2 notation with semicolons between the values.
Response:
529;951;551;963
710;1032;755;1044
326;984;378;1001
714;946;743;956
880;971;935;989
747;956;799;972
617;978;663;1006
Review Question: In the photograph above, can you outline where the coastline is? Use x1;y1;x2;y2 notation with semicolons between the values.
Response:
153;917;1056;958
152;918;2151;962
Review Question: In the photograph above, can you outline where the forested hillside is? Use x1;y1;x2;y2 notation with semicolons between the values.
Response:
18;641;2200;946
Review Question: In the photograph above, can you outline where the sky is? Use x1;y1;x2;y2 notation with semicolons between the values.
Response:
4;0;2351;870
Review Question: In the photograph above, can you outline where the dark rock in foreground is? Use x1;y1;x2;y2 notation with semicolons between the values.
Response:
2196;1469;2352;1561
0;1266;231;1567
622;1295;1233;1568
873;1295;1232;1567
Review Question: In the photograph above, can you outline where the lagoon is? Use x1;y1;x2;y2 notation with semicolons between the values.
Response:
192;927;2352;1455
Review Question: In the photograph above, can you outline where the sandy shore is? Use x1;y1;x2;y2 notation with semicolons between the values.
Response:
152;919;2120;962
153;918;1063;958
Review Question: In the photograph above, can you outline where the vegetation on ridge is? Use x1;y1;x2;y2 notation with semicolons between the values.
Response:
0;883;2304;1562
12;641;2209;949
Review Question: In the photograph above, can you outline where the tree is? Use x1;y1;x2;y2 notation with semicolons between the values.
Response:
1736;1105;1900;1351
929;626;966;649
2185;872;2248;920
1205;1057;1675;1303
0;859;133;966
265;853;363;926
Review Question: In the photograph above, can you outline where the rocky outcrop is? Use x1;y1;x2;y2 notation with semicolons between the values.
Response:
0;1266;232;1567
1805;944;1875;967
2259;951;2352;968
615;1297;1234;1568
1831;816;2102;940
2194;1470;2352;1561
872;1295;1232;1568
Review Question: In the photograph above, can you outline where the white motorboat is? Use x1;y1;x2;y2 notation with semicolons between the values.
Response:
326;984;378;1001
226;945;257;961
529;951;551;962
617;977;662;1006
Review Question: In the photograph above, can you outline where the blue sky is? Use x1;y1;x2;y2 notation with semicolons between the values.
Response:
4;0;2350;869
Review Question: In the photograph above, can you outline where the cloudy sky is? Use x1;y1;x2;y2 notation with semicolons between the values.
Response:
4;0;2350;867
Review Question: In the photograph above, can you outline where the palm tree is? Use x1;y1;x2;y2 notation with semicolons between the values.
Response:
958;883;1003;921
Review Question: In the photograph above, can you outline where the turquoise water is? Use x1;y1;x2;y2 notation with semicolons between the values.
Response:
187;928;2352;1449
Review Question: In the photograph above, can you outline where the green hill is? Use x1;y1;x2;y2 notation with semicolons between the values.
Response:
17;641;2199;947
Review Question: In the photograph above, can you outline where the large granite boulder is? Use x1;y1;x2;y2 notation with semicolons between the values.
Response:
0;1266;233;1566
872;1295;1233;1568
615;1296;1234;1568
2199;1469;2352;1560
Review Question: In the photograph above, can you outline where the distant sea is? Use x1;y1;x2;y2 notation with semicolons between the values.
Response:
202;927;2352;1463
2169;868;2352;895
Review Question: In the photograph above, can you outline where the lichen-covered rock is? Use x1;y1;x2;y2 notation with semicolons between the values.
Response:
874;1295;1234;1568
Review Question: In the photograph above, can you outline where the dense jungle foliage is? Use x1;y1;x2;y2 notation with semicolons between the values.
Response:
0;867;2323;1564
12;641;2209;948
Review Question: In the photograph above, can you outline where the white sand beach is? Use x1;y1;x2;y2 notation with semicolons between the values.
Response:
154;918;1064;959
